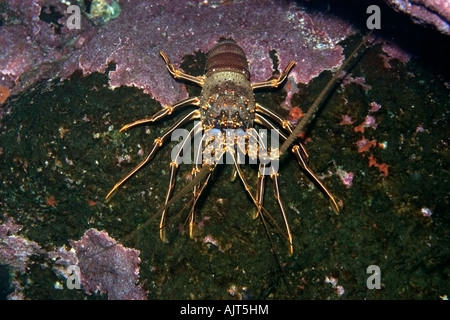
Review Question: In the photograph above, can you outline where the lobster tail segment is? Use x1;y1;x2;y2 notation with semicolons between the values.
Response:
206;39;250;79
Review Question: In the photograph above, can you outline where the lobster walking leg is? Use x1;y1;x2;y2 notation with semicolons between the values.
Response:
119;97;200;132
255;166;266;219
255;113;339;213
251;60;296;90
269;166;294;255
106;110;201;201
159;122;202;242
160;51;205;86
106;35;372;255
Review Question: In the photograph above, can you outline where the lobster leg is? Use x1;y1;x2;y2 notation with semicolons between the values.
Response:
255;103;309;159
160;51;205;86
246;125;294;255
269;166;294;255
188;123;210;238
254;166;266;219
231;155;295;253
292;145;339;213
119;97;200;132
106;110;201;201
255;113;339;213
251;60;296;90
159;161;179;242
188;166;214;239
159;122;202;242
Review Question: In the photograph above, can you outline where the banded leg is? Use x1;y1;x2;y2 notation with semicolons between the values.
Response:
159;162;178;242
188;123;210;238
292;145;339;212
159;122;201;242
237;127;275;220
253;141;293;254
120;97;200;132
254;166;266;219
268;165;294;255
231;155;293;251
160;51;205;86
225;150;295;252
256;103;309;160
238;128;265;218
255;113;339;213
188;166;214;238
251;60;296;90
106;110;201;201
230;154;259;206
187;127;240;237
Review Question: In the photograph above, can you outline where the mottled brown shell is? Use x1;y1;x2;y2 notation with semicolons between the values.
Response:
201;39;255;130
206;39;250;80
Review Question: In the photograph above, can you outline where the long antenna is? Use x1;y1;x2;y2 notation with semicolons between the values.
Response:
279;30;373;156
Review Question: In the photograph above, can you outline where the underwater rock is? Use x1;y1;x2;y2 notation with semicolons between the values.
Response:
0;217;42;273
0;0;95;97
60;0;354;106
385;0;450;35
49;228;147;300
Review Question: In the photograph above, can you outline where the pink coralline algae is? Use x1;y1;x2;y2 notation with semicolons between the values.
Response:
354;115;378;133
49;228;147;300
281;76;300;110
0;0;95;97
341;75;372;92
385;0;450;35
288;106;304;125
378;39;412;68
60;0;354;106
339;114;356;126
356;136;377;153
0;217;42;273
325;275;345;297
369;101;382;113
336;168;355;188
